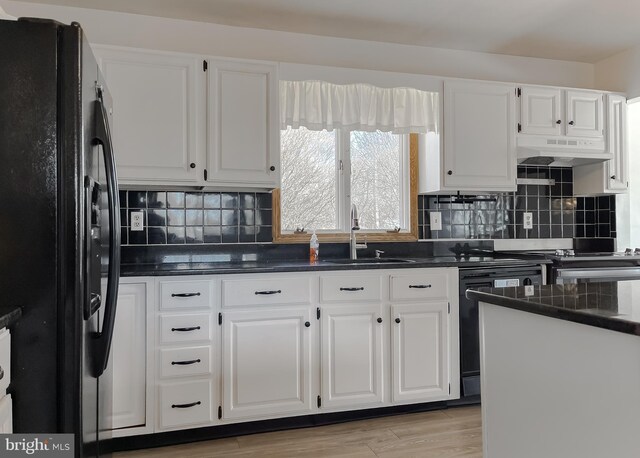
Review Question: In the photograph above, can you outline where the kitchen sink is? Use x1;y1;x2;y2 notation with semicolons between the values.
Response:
323;258;416;265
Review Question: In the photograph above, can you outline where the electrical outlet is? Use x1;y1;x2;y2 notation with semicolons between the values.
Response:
429;211;442;231
131;211;144;231
523;212;533;230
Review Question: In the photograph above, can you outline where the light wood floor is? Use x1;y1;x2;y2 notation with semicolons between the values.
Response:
115;405;482;458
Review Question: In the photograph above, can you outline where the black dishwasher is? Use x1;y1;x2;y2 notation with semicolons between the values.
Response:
456;265;543;405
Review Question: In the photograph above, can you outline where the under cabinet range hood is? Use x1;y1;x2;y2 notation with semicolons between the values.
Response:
517;135;610;166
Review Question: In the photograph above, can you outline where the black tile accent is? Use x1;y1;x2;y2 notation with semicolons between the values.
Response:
147;192;167;209
148;227;167;245
129;191;147;208
121;189;273;246
419;165;616;241
167;192;185;208
168;227;186;244
222;226;239;243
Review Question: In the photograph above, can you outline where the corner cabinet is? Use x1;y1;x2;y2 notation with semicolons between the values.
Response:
94;47;203;185
437;80;517;192
206;60;280;188
573;94;629;195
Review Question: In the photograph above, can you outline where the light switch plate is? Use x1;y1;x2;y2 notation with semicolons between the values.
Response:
429;211;442;231
523;212;533;230
131;211;144;231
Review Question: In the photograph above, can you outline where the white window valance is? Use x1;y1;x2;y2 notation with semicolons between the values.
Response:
280;80;438;134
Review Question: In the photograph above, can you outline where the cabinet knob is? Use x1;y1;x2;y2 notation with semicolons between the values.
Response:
611;175;616;180
568;121;575;125
447;170;453;176
305;321;311;328
556;120;562;124
269;166;276;171
377;317;383;324
395;318;401;324
190;163;196;169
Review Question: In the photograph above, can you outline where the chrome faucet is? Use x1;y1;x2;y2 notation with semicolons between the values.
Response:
350;204;367;259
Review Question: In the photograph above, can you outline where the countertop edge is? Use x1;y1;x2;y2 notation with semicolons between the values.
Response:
121;258;550;277
467;289;640;337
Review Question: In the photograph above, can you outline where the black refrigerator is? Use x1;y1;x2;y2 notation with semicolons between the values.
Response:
0;18;120;457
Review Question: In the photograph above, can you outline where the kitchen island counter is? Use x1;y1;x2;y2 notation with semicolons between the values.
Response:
469;280;640;458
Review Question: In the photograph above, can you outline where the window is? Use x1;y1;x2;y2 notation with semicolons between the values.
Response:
275;128;418;242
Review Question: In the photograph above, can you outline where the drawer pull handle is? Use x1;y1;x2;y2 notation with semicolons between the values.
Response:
171;292;201;298
340;287;364;292
395;318;401;324
0;366;3;381
171;401;202;409
171;359;201;366
377;317;383;323
255;290;282;295
409;284;432;289
171;326;201;332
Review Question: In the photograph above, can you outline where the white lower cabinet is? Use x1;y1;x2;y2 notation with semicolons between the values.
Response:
320;304;384;409
159;380;213;429
221;307;314;420
124;267;458;436
391;302;450;403
111;282;148;432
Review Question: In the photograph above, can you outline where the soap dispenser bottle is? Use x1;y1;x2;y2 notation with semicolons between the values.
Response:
310;230;319;263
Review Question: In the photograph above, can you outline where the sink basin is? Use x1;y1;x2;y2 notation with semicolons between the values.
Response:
324;258;416;265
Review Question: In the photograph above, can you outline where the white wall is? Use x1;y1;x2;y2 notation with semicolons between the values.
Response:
595;47;640;98
3;0;595;88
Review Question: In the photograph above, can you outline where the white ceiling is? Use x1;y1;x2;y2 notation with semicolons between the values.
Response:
11;0;640;63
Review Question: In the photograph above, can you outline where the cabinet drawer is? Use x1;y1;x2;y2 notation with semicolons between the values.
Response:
390;271;451;301
0;329;10;396
160;346;211;379
159;280;212;310
221;277;311;307
320;275;382;303
159;314;211;344
159;380;212;429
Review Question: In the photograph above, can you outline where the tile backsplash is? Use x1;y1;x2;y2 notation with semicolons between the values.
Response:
120;190;273;245
418;166;616;240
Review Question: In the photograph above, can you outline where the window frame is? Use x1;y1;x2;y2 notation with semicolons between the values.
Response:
273;133;419;243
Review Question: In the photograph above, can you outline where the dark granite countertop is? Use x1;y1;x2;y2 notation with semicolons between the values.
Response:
467;281;640;336
121;256;550;277
0;304;21;329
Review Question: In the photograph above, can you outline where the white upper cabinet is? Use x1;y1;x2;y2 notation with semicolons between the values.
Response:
566;90;604;138
606;94;629;192
520;87;563;136
441;80;517;192
95;47;202;184
518;86;604;139
206;60;280;188
573;94;628;195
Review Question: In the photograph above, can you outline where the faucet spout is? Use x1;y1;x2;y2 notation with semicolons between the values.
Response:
350;204;366;259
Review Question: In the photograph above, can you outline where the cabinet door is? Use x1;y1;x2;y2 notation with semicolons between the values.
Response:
96;47;201;183
444;81;516;191
391;302;450;403
222;307;313;420
520;87;563;136
320;304;384;409
111;283;147;430
566;90;604;138
207;60;279;187
606;95;628;192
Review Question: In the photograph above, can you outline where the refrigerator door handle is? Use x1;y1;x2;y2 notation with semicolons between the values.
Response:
91;94;121;378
